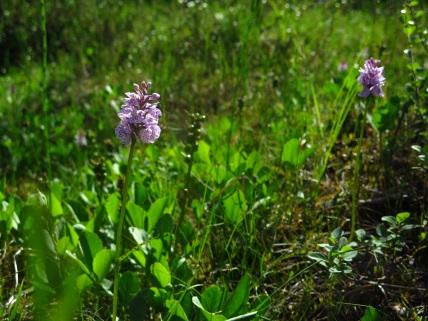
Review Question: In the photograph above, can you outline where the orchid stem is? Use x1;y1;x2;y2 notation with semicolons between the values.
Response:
350;99;370;240
112;137;136;321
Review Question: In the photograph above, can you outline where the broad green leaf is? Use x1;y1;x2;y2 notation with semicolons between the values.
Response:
67;200;89;222
197;140;211;165
134;182;147;207
281;138;314;167
371;99;399;132
166;299;190;321
76;273;93;292
330;227;343;240
50;192;63;217
66;251;92;276
127;202;146;229
356;229;366;241
92;249;114;281
150;287;169;308
342;250;358;262
147;197;167;232
223;273;251;318
361;306;382;321
150;238;164;261
246;150;262;175
396;212;410;224
105;192;120;224
381;216;396;225
192;296;227;321
201;285;224;313
79;230;103;267
132;250;146;267
154;214;174;236
120;271;141;305
129;226;149;246
101;278;113;294
337;237;347;249
56;236;73;255
401;224;419;231
150;262;171;288
67;223;80;247
41;229;56;256
308;252;328;263
223;190;247;225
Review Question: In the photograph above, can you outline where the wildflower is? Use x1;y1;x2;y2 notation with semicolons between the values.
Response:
75;130;88;146
357;58;385;97
338;61;348;72
115;81;161;144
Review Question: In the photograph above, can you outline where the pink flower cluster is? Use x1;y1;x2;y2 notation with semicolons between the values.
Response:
358;58;385;97
115;81;161;145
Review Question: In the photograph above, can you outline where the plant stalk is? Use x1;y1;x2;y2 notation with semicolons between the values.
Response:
40;0;52;204
112;138;136;321
350;100;370;240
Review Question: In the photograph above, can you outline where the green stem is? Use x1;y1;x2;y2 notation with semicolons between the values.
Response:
350;100;370;240
112;138;136;321
40;0;52;204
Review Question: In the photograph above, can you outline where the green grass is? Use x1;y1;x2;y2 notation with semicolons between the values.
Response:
0;0;427;320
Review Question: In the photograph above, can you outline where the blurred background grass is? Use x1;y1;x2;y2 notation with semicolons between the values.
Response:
0;0;410;180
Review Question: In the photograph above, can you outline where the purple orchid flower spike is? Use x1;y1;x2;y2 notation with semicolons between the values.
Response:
115;81;162;144
357;58;385;98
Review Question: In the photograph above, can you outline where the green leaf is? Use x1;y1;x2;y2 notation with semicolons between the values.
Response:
356;229;366;241
281;138;314;167
201;285;224;313
330;227;343;240
66;250;92;276
197;140;211;165
105;192;120;224
192;296;227;321
67;223;80;247
401;224;419;231
50;192;63;217
150;287;169;308
308;252;328;264
78;230;103;267
371;99;399;132
154;214;174;236
150;238;164;261
76;273;93;292
132;249;146;267
342;250;358;262
147;197;168;232
396;212;410;224
120;271;141;305
361;306;382;321
92;249;114;281
223;190;247;225
129;226;149;246
166;299;190;321
127;202;146;229
56;236;73;255
150;262;171;288
381;216;395;225
223;273;251;318
68;200;89;222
